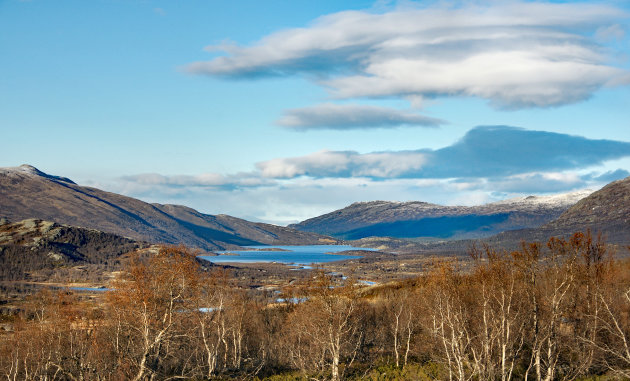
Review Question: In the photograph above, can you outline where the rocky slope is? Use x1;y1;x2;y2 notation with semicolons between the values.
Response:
290;191;591;240
543;176;630;236
363;176;630;254
489;176;630;246
0;165;334;251
0;218;144;281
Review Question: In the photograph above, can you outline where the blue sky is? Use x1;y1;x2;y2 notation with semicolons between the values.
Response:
2;0;630;224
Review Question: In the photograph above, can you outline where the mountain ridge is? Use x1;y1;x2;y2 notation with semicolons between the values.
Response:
475;176;630;251
290;190;592;240
0;165;335;250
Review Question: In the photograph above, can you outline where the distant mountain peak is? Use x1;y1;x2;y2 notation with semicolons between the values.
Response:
291;189;595;240
487;189;593;208
544;176;630;231
0;164;76;184
0;167;333;250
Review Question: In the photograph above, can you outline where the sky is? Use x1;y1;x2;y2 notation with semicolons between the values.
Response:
1;0;630;224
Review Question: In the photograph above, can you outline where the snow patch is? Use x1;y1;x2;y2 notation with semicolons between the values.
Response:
488;190;593;208
0;164;76;184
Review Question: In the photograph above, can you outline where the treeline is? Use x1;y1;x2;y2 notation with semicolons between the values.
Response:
2;232;630;380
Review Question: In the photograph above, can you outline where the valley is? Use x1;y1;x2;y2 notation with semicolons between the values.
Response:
3;165;630;302
2;165;630;380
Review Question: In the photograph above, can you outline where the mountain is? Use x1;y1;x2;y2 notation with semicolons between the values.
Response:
0;165;335;250
487;176;630;247
373;177;630;254
543;176;630;237
290;191;591;240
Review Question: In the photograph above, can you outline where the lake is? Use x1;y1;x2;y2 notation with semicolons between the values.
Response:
69;287;110;292
199;244;375;265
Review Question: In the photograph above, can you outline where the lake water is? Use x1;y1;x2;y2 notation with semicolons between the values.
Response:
69;287;110;292
199;245;375;265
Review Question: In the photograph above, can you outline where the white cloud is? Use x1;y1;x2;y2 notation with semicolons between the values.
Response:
256;126;630;180
121;172;274;190
487;172;587;193
354;152;428;177
256;149;428;179
115;128;630;203
277;103;444;130
187;1;629;109
106;176;490;224
327;50;622;108
596;24;626;42
257;150;351;178
110;126;630;222
108;173;599;224
591;168;630;183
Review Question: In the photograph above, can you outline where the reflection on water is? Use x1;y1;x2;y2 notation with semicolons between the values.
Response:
199;245;375;265
69;287;110;292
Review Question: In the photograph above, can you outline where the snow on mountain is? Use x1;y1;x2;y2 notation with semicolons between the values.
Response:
0;164;76;184
291;190;594;240
486;190;593;209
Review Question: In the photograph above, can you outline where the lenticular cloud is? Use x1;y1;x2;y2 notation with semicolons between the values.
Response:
187;1;629;109
276;103;444;130
254;126;630;180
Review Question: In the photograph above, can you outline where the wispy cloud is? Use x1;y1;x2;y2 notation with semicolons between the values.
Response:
121;172;274;191
586;168;630;183
484;172;588;193
110;173;606;225
257;149;429;178
119;127;630;189
595;24;625;42
113;126;630;223
186;1;629;109
276;103;444;130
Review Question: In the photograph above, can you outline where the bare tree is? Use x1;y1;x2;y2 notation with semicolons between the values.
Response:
284;271;363;380
421;260;475;381
468;244;526;381
384;288;419;369
105;246;201;380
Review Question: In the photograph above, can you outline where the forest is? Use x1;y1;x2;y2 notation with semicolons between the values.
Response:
1;231;630;380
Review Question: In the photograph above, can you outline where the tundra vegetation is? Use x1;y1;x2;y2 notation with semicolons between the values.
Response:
2;232;630;380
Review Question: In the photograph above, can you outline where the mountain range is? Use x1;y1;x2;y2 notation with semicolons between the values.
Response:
0;165;335;251
2;164;630;260
289;191;592;240
486;176;630;247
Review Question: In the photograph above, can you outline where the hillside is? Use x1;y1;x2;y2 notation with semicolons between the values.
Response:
383;176;630;255
0;218;144;282
290;191;591;240
487;176;630;247
0;165;335;251
543;176;630;238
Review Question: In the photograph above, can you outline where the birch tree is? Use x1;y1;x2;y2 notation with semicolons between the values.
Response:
106;246;201;380
284;272;363;380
